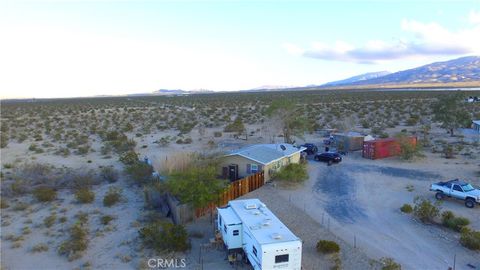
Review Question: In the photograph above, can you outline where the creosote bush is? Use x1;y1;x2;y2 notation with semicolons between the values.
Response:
103;187;122;207
400;204;413;213
75;188;95;204
413;197;440;224
380;257;401;270
44;214;57;228
441;211;470;232
32;187;57;202
316;240;340;254
460;228;480;250
139;221;190;252
274;163;308;183
100;166;119;183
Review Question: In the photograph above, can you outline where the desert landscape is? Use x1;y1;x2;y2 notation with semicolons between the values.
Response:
1;88;479;269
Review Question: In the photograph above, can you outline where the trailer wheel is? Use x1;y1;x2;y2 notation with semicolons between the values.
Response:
435;192;444;200
465;198;475;208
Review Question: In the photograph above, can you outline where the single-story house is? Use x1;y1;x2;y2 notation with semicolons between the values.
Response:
220;144;306;182
473;120;480;133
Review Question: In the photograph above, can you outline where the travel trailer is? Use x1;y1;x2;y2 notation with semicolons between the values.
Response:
217;199;302;270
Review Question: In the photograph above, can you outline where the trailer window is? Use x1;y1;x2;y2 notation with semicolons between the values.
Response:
275;254;289;263
253;246;257;257
233;230;239;236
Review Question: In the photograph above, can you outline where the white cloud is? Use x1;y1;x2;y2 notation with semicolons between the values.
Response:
469;10;480;24
291;14;480;64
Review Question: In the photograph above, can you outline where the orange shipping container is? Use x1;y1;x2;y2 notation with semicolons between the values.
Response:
362;137;417;160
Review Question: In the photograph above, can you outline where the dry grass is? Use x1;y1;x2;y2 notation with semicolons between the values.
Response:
153;152;194;174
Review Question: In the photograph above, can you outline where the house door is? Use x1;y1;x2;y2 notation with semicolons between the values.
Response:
228;164;238;182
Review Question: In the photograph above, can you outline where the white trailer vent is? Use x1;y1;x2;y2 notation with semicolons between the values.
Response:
262;219;272;226
244;203;258;210
271;233;283;240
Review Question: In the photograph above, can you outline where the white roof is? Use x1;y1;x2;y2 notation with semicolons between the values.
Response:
226;144;305;165
473;120;480;125
218;207;241;225
227;199;300;245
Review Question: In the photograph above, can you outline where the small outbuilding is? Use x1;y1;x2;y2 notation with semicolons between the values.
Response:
332;132;365;152
220;144;306;182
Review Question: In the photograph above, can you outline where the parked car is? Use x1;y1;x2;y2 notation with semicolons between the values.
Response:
430;179;480;208
314;152;342;165
300;143;318;155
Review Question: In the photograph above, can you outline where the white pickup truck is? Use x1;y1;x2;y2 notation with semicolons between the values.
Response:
430;179;480;208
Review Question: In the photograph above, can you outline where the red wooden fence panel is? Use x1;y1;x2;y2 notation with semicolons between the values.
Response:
194;171;265;218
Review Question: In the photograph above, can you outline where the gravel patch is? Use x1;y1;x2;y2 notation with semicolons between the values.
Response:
241;184;379;270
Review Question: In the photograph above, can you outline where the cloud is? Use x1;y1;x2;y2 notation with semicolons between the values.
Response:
291;14;480;64
469;10;480;24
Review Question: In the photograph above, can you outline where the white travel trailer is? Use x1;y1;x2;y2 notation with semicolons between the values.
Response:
217;199;302;270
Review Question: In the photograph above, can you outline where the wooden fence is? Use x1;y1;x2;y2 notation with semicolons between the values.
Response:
194;171;265;218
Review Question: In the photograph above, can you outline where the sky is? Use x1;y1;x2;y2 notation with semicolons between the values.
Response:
1;0;480;99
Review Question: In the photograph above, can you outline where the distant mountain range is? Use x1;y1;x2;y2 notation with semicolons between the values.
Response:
323;71;391;86
322;56;480;88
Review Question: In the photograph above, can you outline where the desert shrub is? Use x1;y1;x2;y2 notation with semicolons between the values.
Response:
413;197;440;223
32;187;57;202
31;243;49;253
460;228;480;250
58;222;89;259
380;257;401;270
103;187;122;207
274;163;308;183
100;215;114;225
71;172;97;189
119;151;139;165
55;147;70;157
44;214;57;228
156;136;170;147
138;221;189;252
100;166;119;183
316;240;340;254
12;202;29;211
224;117;245;133
441;211;470;232
400;204;413;213
213;131;222;137
125;162;153;185
75;188;95;204
0;198;9;209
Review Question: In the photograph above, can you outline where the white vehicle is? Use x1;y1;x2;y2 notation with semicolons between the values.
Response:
217;199;302;270
430;179;480;208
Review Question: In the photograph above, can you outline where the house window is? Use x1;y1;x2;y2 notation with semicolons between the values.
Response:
233;230;239;236
251;164;258;173
275;254;289;263
253;246;258;257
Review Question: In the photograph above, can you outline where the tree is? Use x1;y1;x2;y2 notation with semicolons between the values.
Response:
166;165;227;209
274;163;308;183
395;133;423;160
266;99;307;143
224;117;245;134
432;93;471;136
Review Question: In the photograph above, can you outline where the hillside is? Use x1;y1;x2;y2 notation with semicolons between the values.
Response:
323;71;391;86
337;56;480;87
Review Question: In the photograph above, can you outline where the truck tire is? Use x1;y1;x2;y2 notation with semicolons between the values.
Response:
435;192;444;200
465;198;475;208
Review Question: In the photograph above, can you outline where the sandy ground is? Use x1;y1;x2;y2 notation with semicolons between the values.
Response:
272;151;480;270
1;123;479;270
